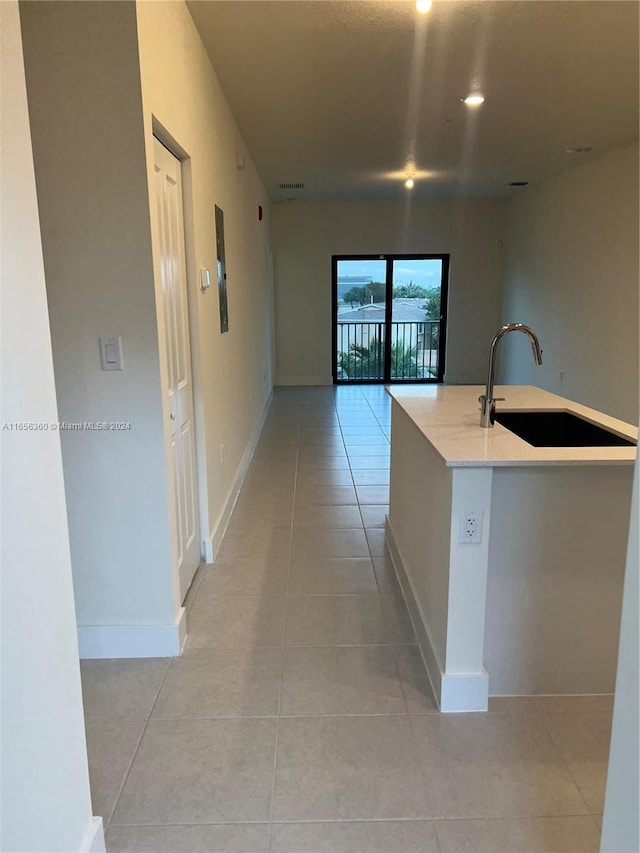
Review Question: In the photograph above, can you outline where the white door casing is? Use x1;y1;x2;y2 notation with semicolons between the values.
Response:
153;136;200;601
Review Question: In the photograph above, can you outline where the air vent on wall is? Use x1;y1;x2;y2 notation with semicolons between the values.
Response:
279;182;305;190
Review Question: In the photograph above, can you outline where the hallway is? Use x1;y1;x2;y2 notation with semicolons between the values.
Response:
81;386;608;852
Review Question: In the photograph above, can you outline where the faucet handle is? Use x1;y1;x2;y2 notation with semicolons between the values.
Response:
493;397;505;403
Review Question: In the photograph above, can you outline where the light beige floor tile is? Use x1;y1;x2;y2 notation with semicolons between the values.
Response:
543;712;612;813
356;484;390;504
198;559;289;597
246;448;296;461
352;469;390;485
288;557;378;595
365;527;388;556
81;659;170;723
273;716;431;820
343;433;390;444
243;464;297;480
395;646;438;714
487;695;613;715
372;555;402;594
249;453;297;468
236;486;294;507
344;444;390;455
534;695;614;714
285;595;415;645
295;468;354;488
214;524;291;566
435;816;601;852
488;696;539;714
152;648;282;719
291;526;369;558
411;714;589;819
106;824;271;853
227;502;293;527
85;721;145;823
112;719;277;824
232;492;293;510
187;595;286;649
293;504;361;528
280;645;407;715
271;820;439;852
360;504;388;527
298;423;341;433
297;447;347;461
298;436;345;449
349;455;392;470
223;510;292;533
294;484;357;506
297;456;351;470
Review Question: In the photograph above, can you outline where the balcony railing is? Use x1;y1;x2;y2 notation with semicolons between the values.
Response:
336;320;440;381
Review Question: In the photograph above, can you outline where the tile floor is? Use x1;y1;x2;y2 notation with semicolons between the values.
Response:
81;386;610;852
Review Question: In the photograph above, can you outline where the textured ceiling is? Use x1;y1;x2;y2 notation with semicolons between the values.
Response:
186;0;639;201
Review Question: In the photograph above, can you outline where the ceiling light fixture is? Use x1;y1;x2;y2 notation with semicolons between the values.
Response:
565;147;593;155
416;0;432;13
463;94;485;106
404;178;415;189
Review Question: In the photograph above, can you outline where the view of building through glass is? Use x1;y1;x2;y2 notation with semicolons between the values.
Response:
334;256;447;382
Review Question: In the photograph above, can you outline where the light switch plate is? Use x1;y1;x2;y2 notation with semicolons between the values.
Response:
99;336;124;371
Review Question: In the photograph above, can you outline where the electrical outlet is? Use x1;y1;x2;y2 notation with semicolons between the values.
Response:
459;510;483;544
219;443;225;465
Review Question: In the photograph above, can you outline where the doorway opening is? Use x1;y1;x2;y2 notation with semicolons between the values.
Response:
332;254;449;383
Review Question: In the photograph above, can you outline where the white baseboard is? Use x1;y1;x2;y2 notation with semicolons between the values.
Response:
81;816;105;853
205;389;273;563
386;517;489;713
275;376;333;386
77;607;186;659
440;670;489;713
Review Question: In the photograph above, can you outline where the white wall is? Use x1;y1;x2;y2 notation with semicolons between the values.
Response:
0;3;102;849
20;0;276;649
135;0;275;555
20;1;178;635
500;143;639;425
486;466;632;695
271;200;506;385
601;459;639;852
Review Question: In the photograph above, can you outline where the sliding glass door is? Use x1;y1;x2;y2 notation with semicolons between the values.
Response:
332;254;448;383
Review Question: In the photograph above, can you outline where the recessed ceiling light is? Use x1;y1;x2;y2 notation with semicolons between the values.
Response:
416;0;432;13
565;147;593;155
404;178;415;189
463;94;485;106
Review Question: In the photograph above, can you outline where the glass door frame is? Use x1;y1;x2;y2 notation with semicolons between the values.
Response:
332;253;449;385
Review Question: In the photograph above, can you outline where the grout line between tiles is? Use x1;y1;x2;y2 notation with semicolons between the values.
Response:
104;656;173;830
267;410;300;851
539;712;598;816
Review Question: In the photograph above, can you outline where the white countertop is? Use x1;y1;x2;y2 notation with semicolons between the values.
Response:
387;385;638;468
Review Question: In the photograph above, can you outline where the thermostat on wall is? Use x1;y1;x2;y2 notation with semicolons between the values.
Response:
200;267;212;292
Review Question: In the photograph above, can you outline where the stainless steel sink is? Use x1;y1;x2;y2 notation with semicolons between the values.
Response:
493;410;636;448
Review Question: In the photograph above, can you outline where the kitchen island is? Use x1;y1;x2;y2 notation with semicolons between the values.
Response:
386;385;636;712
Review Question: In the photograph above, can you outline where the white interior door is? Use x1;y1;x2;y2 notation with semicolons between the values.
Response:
153;136;200;601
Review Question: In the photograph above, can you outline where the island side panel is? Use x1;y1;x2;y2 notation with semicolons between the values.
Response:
446;467;493;676
485;465;633;696
388;399;453;681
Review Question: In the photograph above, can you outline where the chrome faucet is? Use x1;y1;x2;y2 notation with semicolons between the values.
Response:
479;323;543;427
